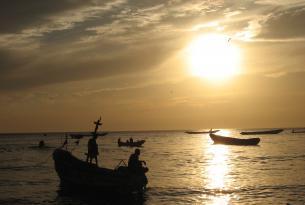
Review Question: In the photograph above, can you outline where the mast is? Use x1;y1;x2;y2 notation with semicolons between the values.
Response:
93;116;102;136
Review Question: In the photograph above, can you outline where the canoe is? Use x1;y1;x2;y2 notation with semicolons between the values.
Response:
70;132;108;139
292;129;305;133
185;130;220;134
240;129;283;135
53;148;148;194
210;133;260;146
118;140;145;147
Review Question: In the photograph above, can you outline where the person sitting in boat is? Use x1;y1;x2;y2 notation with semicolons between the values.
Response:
38;140;45;148
128;148;148;174
86;134;99;166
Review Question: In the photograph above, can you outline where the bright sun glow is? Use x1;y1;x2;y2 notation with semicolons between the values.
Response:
187;34;241;82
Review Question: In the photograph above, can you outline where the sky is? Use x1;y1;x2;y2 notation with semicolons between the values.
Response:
0;0;305;132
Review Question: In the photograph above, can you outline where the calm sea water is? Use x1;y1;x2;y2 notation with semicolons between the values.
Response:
0;129;304;205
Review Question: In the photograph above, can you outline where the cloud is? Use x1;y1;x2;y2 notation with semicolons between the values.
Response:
257;6;305;39
0;38;178;91
0;0;91;34
1;0;304;93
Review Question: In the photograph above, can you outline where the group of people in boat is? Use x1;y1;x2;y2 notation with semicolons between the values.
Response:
117;137;134;144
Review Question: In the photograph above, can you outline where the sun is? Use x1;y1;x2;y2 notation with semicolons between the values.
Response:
187;34;241;82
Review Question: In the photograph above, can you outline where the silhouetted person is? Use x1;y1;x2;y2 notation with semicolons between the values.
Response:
128;149;148;174
129;137;133;143
38;140;45;148
87;135;99;166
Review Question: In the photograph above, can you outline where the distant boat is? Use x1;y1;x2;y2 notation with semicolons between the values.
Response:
292;129;305;133
240;129;283;135
53;148;148;194
210;133;260;146
185;129;220;134
118;140;145;147
70;132;108;139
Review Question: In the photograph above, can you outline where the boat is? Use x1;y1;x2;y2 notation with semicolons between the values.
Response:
70;132;108;139
209;133;260;146
53;148;148;194
292;129;305;133
240;129;283;135
185;129;220;134
118;140;145;147
53;117;148;194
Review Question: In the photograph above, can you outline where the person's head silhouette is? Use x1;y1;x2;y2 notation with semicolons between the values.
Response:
135;148;140;156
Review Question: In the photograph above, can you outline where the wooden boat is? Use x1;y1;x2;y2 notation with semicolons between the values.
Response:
292;129;305;133
240;129;283;135
53;148;148;194
185;129;220;134
70;132;108;139
210;133;260;146
118;140;145;147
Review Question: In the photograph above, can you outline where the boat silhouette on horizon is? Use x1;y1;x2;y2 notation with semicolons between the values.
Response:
240;129;283;135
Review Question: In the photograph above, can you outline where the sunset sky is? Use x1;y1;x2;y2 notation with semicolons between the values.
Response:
1;0;305;132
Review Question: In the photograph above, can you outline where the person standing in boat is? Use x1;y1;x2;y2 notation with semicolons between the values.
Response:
128;148;148;174
86;134;99;166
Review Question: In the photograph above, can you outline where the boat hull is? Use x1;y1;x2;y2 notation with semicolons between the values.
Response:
210;133;260;146
53;149;147;194
185;130;220;134
118;140;145;147
240;129;283;135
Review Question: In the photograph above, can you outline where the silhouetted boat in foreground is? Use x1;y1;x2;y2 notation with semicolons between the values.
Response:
53;148;148;194
185;129;220;134
118;140;145;147
210;133;260;146
240;129;283;135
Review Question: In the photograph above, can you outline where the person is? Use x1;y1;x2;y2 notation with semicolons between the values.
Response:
38;140;45;148
86;135;99;166
128;148;148;174
129;137;133;143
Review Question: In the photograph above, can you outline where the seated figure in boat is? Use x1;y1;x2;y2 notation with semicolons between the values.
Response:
38;140;45;148
86;134;99;166
128;148;148;174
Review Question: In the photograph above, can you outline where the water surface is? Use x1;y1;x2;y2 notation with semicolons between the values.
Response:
0;129;304;204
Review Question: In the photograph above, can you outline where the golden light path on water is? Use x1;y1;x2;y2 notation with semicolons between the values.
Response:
205;129;232;205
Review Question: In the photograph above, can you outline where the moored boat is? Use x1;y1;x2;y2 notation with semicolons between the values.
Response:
185;129;220;134
210;133;260;146
118;140;145;147
240;129;283;135
53;148;148;194
292;129;305;133
70;132;108;139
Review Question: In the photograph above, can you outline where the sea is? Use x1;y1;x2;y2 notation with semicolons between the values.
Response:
0;129;304;205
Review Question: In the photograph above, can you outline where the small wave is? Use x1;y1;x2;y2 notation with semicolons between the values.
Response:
0;164;48;171
148;186;237;197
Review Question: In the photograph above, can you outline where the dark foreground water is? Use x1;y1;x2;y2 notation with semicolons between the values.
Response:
0;129;304;205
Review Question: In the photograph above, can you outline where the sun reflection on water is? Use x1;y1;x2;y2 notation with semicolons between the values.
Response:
207;145;229;189
204;140;231;204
